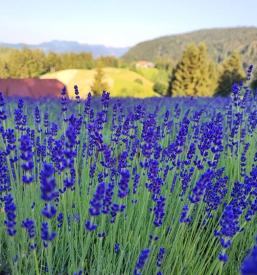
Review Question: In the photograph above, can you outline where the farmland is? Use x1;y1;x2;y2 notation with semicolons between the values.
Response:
41;68;158;98
0;74;257;274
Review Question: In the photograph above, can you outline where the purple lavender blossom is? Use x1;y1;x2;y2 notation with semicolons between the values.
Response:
89;182;105;216
20;134;34;184
134;248;150;275
41;221;56;247
40;163;58;202
4;193;16;236
241;236;257;275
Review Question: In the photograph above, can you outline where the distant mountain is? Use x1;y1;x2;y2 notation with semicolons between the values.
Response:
0;40;130;58
123;27;257;67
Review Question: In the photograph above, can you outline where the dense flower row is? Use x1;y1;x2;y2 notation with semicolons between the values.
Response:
0;67;257;274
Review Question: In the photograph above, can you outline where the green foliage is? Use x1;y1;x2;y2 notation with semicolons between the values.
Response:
95;56;120;68
0;47;121;79
153;81;167;96
45;52;62;73
154;57;174;71
215;52;245;96
168;43;218;96
90;67;110;96
0;48;47;78
123;27;257;67
59;52;94;70
119;59;130;68
134;68;158;82
133;68;169;92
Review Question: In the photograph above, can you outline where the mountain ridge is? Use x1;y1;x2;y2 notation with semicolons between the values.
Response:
123;27;257;66
0;40;130;58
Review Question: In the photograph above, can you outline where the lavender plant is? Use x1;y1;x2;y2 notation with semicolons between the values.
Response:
0;67;257;274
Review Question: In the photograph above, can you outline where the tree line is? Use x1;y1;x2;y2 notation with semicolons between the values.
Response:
0;48;122;78
0;44;256;97
165;42;248;97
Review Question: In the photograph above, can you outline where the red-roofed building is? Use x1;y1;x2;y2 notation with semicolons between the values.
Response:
0;78;65;98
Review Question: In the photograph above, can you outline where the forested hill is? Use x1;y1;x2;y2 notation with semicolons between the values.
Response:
123;27;257;66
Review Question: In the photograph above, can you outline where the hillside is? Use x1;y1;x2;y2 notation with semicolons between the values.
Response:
41;68;158;98
0;40;129;58
133;67;169;84
123;27;257;66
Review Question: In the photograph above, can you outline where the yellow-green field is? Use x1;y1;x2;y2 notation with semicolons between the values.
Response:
133;67;169;84
41;67;158;98
133;67;160;81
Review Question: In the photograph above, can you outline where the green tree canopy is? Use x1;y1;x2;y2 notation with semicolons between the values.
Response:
46;52;62;72
95;56;120;68
153;81;167;96
7;48;47;77
215;51;245;96
90;67;110;96
154;57;174;71
0;48;121;78
168;43;218;96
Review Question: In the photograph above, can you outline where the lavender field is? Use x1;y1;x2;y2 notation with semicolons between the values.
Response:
1;73;257;274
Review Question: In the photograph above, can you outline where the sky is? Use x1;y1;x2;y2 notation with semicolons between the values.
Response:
0;0;257;47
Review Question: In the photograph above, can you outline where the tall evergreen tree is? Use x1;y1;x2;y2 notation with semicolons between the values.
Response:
215;51;245;96
168;43;218;96
90;67;110;96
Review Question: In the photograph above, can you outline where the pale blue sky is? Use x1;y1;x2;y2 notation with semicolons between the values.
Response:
0;0;256;47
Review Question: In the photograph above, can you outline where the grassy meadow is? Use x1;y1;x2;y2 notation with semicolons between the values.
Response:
133;67;169;84
41;67;158;98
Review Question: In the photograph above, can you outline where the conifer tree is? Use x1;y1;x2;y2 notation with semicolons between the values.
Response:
215;51;245;96
90;67;110;96
168;43;218;96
